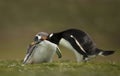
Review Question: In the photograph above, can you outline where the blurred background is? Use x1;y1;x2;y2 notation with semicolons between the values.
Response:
0;0;120;62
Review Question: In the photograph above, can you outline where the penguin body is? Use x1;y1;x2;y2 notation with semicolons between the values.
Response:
23;40;62;64
48;29;94;62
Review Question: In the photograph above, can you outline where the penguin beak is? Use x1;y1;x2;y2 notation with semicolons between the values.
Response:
30;41;39;46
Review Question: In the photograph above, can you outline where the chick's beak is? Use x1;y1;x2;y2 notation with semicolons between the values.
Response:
30;41;36;45
30;41;39;47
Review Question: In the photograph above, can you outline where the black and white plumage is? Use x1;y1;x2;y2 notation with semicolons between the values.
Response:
34;29;115;62
23;40;62;64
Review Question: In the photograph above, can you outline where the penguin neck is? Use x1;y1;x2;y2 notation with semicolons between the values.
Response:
48;33;63;45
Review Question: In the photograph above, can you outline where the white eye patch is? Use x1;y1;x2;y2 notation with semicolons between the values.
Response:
36;35;42;40
38;36;41;40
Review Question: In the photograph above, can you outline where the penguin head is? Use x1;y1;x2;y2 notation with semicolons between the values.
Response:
34;32;49;42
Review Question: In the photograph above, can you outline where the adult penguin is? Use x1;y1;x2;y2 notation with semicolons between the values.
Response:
34;29;114;62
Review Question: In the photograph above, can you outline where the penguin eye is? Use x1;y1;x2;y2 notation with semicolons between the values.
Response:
34;36;41;42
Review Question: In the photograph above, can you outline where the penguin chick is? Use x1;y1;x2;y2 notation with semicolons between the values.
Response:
23;40;62;64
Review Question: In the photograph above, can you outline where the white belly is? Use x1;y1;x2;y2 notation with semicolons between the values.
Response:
59;38;83;62
59;38;76;52
24;40;57;64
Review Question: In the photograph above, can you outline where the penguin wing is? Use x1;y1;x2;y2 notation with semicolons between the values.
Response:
63;34;88;58
44;40;62;58
56;46;62;58
23;42;38;64
70;35;86;53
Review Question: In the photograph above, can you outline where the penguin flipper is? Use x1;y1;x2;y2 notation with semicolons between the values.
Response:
56;46;62;58
64;35;88;59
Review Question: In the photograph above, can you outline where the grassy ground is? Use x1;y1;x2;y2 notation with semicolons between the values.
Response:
0;60;120;76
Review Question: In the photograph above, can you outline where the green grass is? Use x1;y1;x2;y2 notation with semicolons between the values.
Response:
0;60;120;76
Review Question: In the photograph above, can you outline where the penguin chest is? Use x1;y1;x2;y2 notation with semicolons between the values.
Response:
59;38;75;51
59;38;83;62
32;44;56;63
24;40;57;64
